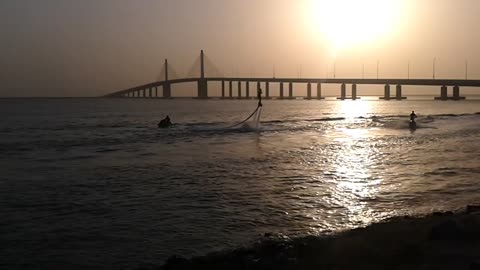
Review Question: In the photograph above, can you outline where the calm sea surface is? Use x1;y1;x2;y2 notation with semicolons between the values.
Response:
1;97;479;269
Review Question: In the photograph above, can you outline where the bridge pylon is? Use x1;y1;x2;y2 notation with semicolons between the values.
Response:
197;50;209;98
163;59;171;98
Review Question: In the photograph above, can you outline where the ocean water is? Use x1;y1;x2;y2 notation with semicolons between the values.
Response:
1;97;479;269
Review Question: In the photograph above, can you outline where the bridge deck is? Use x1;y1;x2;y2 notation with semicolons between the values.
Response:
105;78;480;97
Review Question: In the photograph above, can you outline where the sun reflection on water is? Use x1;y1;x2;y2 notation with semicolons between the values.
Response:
323;101;387;228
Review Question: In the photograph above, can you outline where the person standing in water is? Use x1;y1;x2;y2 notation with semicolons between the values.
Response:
410;111;417;123
257;88;263;107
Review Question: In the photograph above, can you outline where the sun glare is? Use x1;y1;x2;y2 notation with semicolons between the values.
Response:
306;0;401;51
338;100;372;119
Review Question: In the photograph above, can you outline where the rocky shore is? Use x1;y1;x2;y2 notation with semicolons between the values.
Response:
156;205;480;270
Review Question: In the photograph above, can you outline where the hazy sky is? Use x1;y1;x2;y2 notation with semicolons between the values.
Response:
1;0;479;97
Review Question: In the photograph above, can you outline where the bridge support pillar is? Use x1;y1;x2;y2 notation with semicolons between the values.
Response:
453;86;459;99
237;81;242;99
380;84;391;100
352;84;357;100
441;85;447;100
452;86;465;100
337;83;346;100
435;85;448;100
148;88;152;98
197;79;208;99
288;82;294;99
256;82;262;100
395;85;406;100
221;80;225;98
265;82;271;99
317;83;324;99
435;85;465;100
163;83;171;98
142;89;146;98
442;85;447;99
229;81;233;98
305;82;312;99
246;81;250;99
279;82;284;99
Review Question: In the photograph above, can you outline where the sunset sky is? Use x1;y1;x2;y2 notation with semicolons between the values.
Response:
1;0;479;97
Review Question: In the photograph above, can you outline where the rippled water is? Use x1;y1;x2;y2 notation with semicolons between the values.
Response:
1;98;479;269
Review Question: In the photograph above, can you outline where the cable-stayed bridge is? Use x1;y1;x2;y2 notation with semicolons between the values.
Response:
104;50;480;100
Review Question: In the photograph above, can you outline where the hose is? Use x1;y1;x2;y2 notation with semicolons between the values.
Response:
227;105;261;129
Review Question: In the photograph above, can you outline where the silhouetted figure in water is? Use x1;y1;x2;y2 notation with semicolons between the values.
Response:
409;111;417;129
257;88;263;107
158;115;172;128
410;111;417;123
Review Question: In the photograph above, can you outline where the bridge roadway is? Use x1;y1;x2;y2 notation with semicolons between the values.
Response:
104;77;480;100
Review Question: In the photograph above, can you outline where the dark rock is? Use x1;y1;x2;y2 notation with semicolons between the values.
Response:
470;261;480;270
428;219;464;241
163;255;189;270
461;215;480;242
466;205;480;214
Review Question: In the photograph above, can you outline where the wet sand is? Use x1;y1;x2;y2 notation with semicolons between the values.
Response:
158;205;480;270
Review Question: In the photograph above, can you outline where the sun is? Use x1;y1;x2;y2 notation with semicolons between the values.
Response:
305;0;401;51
